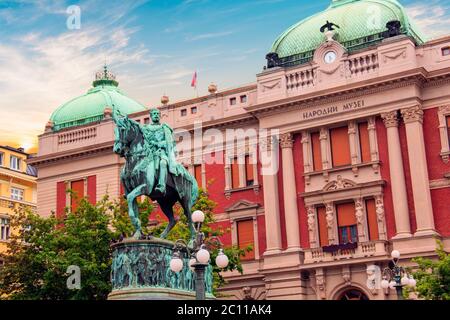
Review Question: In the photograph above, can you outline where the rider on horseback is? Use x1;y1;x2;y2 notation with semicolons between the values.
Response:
142;109;180;195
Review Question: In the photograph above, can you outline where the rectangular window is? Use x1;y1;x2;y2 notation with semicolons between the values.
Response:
359;122;371;163
245;155;254;186
0;217;10;241
11;187;24;201
240;95;247;103
0;152;3;166
330;126;351;167
317;206;328;247
70;180;84;212
191;107;198;114
446;116;450;144
230;97;237;106
10;155;21;171
337;203;357;244
311;132;322;171
442;47;450;56
231;157;240;189
365;199;379;241
144;117;150;124
181;109;187;117
237;219;255;260
194;164;202;188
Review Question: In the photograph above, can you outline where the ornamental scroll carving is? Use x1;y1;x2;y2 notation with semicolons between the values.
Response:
323;175;357;191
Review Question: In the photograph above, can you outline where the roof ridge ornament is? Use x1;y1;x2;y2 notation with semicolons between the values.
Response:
320;20;340;42
93;64;119;87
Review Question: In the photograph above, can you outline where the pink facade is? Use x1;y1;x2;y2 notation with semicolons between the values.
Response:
30;30;450;299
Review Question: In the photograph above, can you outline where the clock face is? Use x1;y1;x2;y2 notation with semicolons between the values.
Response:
324;51;337;64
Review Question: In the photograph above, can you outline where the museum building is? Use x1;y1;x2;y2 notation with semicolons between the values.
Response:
28;0;450;300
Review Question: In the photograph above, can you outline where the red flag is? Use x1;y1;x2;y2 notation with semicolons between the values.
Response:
191;71;197;88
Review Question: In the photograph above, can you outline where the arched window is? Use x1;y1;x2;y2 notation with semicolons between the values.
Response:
338;288;369;300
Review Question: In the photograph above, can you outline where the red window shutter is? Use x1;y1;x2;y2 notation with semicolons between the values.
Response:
446;116;450;142
231;157;240;189
337;203;356;227
311;132;322;171
237;220;255;260
194;165;202;188
359;122;371;163
120;182;125;196
87;175;97;205
317;206;328;247
330;126;351;167
365;199;379;241
71;180;84;212
245;155;254;185
56;182;66;219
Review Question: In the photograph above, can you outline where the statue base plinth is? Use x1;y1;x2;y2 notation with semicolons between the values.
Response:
108;238;215;300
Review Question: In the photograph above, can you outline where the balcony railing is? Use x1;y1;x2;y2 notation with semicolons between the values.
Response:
304;241;388;264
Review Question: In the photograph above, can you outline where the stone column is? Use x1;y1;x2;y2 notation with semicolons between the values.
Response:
401;106;436;236
262;136;282;254
280;133;301;251
381;111;411;238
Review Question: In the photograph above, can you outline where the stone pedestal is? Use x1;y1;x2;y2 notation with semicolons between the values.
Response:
108;238;215;300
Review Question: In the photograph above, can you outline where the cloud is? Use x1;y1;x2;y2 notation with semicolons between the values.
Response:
406;1;450;39
185;30;234;42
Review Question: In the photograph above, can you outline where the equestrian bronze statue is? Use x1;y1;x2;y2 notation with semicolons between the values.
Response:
112;107;198;241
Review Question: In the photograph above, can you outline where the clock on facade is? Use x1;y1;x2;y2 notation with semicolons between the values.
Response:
324;51;337;64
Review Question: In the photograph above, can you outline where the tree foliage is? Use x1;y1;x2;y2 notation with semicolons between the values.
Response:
0;189;249;299
410;240;450;300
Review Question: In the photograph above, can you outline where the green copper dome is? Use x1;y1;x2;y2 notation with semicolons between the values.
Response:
50;66;147;132
271;0;426;63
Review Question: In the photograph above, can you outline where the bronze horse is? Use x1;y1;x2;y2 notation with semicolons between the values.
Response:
112;112;198;241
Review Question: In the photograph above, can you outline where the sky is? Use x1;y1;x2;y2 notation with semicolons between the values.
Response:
0;0;449;154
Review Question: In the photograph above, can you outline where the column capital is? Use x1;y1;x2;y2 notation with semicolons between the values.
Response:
280;133;294;149
401;105;424;124
381;111;399;128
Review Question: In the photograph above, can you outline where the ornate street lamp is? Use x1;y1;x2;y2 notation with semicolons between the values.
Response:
380;250;416;300
170;210;229;300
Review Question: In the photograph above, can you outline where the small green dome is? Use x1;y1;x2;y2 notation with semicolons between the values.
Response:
271;0;426;62
50;66;147;132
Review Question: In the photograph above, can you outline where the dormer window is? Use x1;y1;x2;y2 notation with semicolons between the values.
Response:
10;156;21;171
442;47;450;56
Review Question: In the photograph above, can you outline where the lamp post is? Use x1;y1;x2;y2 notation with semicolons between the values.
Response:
380;250;416;300
170;210;229;300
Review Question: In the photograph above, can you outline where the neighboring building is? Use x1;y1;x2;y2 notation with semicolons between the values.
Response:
29;0;450;300
0;146;37;263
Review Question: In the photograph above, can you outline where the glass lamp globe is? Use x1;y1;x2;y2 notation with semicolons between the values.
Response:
391;250;401;260
170;256;184;273
408;277;417;288
189;258;197;272
401;275;410;286
196;248;210;264
389;281;397;290
192;210;205;223
381;279;390;289
215;249;229;269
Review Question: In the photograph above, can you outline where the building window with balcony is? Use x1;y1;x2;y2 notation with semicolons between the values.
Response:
442;47;450;56
237;219;255;261
311;132;322;171
1;217;10;241
336;203;357;244
317;206;328;247
330;126;351;167
230;97;237;106
11;187;24;201
10;155;21;171
365;199;379;241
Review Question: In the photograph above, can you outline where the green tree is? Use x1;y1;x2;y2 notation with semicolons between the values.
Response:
410;240;450;300
151;188;252;293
